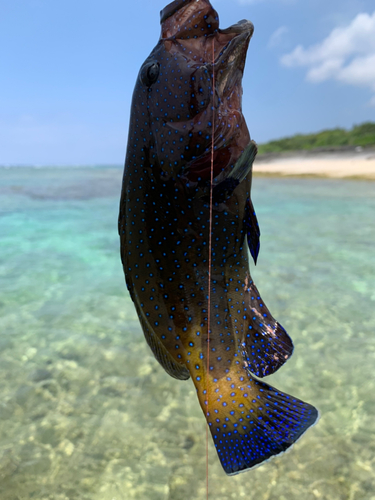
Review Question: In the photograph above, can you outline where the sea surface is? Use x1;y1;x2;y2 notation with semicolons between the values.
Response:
0;166;374;500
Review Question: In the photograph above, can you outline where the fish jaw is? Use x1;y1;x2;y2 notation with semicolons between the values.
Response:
182;27;254;183
156;10;254;183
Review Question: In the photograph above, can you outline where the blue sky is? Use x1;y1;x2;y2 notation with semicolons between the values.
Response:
1;0;374;165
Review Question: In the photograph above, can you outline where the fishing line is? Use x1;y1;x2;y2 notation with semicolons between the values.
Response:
206;34;216;500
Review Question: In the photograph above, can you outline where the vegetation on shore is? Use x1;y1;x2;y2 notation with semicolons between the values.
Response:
257;122;375;155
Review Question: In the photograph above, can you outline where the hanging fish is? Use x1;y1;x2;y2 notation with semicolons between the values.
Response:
119;0;318;475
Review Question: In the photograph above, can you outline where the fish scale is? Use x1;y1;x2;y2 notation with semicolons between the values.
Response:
119;0;318;475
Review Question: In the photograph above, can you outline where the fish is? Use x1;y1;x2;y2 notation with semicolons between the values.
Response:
119;0;318;475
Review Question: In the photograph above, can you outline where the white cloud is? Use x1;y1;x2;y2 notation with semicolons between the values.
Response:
268;26;289;48
281;11;375;105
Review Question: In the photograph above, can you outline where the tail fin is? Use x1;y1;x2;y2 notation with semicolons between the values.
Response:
200;370;318;475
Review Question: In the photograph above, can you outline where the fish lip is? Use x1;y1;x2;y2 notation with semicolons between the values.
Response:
160;0;192;24
219;19;254;38
215;20;254;63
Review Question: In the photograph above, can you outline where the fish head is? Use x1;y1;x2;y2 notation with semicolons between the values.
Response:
133;0;254;184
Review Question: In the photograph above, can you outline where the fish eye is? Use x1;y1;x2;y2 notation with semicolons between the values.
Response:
141;61;160;87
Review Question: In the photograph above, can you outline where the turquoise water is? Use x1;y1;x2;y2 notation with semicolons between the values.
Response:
0;167;374;499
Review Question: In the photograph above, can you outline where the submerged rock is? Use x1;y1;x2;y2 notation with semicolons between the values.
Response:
27;369;53;383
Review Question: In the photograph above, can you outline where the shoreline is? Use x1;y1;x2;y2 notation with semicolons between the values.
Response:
1;147;375;180
254;147;375;180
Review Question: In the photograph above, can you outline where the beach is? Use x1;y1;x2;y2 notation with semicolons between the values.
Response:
254;147;375;179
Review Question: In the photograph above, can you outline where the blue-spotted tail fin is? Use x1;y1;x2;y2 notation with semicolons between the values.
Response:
204;372;319;475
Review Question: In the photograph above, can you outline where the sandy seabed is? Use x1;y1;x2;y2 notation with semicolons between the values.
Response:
254;148;375;179
0;167;375;500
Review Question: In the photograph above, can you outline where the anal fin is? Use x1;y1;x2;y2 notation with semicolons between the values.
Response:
239;279;294;377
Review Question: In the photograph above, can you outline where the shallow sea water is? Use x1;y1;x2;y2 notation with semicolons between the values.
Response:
0;167;374;500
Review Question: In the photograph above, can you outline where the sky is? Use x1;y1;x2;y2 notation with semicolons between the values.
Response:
1;0;374;166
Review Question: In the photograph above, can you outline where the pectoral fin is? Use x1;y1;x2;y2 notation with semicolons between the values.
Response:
212;141;257;203
226;140;257;184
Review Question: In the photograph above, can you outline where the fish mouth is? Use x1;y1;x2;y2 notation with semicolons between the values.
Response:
160;0;196;25
160;0;253;44
160;0;253;81
214;23;253;100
